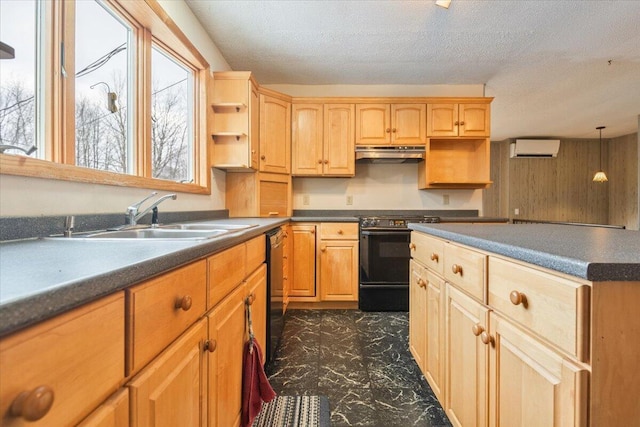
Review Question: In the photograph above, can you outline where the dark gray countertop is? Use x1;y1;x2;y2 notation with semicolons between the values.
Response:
409;223;640;281
290;216;359;222
0;218;286;337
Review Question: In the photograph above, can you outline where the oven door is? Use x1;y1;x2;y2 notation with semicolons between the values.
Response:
360;229;411;285
359;229;411;311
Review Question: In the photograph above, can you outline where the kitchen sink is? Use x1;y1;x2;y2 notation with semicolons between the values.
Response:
83;228;231;240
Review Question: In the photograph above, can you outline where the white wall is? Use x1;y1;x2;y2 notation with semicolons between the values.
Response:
293;163;483;212
0;1;230;218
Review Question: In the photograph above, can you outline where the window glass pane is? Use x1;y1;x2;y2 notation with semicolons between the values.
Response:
75;0;130;173
0;0;40;158
151;45;193;182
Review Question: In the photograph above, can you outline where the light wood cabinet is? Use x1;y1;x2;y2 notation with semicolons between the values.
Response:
246;264;268;350
427;103;490;137
419;137;491;189
488;313;588;427
445;284;490;427
409;260;428;372
356;103;426;146
318;222;359;301
425;269;445;402
126;260;207;375
291;103;355;176
282;224;291;313
129;319;208;427
0;293;124;427
207;284;246;427
78;388;129;427
260;94;291;174
210;71;260;170
289;224;317;298
226;171;291;218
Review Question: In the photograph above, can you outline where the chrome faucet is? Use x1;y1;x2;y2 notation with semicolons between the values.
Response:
0;144;37;155
126;192;177;226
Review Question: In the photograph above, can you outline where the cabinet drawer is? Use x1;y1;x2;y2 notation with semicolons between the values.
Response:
488;257;589;361
320;222;359;240
443;242;486;302
209;244;246;309
410;232;445;276
245;235;266;276
127;261;207;374
0;293;124;427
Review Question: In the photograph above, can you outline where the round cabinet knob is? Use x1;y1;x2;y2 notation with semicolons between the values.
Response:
175;295;192;311
337;229;344;235
10;386;55;421
320;245;327;252
386;128;391;133
205;339;217;353
246;293;255;305
454;121;459;126
472;323;484;336
460;121;465;126
318;159;323;164
480;331;494;345
430;253;439;262
409;243;416;250
260;155;266;160
451;264;463;275
324;160;329;164
510;290;526;306
417;278;427;289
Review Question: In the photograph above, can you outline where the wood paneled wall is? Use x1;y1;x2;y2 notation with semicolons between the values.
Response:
607;133;639;229
483;133;639;229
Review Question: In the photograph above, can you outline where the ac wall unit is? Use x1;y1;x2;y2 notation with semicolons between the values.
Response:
510;139;560;158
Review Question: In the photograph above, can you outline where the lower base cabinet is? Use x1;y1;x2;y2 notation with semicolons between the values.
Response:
78;388;129;427
128;319;208;427
445;285;489;427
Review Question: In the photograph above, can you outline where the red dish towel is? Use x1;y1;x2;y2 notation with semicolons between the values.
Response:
241;339;277;427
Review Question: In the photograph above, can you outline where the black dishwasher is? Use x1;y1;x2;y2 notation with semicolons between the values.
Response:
265;227;284;365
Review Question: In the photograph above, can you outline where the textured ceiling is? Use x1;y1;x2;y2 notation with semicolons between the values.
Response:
185;0;640;140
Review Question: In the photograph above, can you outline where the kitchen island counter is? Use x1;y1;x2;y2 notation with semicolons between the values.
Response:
409;223;640;281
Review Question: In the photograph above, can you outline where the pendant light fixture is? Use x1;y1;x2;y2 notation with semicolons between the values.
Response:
592;126;608;182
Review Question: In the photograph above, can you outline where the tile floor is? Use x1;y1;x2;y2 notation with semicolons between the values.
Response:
265;309;452;427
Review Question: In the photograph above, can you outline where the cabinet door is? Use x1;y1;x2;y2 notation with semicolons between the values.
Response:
129;319;207;427
319;239;358;301
324;104;355;176
249;82;260;169
290;224;317;298
459;104;490;137
208;284;246;427
391;104;426;145
292;104;323;175
282;224;291;312
409;260;427;371
427;103;459;137
425;270;445;402
246;264;268;352
78;388;129;427
489;313;588;427
260;94;291;174
445;284;490;427
355;104;390;145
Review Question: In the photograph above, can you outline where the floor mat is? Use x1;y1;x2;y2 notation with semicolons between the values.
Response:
252;395;331;427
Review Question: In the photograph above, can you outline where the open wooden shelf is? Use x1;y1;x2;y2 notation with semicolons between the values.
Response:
419;138;491;189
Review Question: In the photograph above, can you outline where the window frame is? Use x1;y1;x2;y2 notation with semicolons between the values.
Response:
0;0;211;195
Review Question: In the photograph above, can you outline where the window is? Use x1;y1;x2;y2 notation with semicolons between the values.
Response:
75;0;131;173
151;44;193;182
0;0;210;194
0;0;43;158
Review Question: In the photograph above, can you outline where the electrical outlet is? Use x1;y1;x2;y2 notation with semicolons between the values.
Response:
443;194;450;205
514;208;520;216
346;195;353;205
302;194;310;205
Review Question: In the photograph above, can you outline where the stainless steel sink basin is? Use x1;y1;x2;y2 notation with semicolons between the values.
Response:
83;228;230;240
160;223;256;231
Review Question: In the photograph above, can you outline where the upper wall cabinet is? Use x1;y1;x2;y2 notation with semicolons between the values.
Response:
427;103;490;137
210;72;260;170
292;103;355;177
355;104;426;146
260;93;291;174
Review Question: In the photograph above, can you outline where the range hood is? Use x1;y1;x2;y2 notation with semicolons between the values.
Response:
355;146;425;164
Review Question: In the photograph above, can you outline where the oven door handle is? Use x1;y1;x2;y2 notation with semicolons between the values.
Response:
361;230;411;236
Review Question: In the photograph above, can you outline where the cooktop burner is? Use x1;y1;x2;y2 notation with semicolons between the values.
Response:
359;215;440;229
